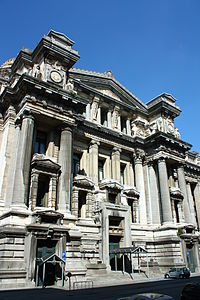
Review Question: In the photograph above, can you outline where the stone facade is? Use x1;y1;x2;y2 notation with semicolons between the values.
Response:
0;30;200;288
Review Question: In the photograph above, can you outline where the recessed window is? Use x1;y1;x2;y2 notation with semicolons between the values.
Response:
101;108;108;126
108;193;117;204
98;159;105;181
35;131;47;154
36;174;50;207
120;164;126;185
78;190;87;218
121;117;127;134
72;154;81;177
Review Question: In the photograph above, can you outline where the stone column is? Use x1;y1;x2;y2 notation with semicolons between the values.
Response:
186;182;197;226
107;109;112;128
86;103;91;120
148;162;160;224
12;112;35;207
72;188;79;217
126;118;131;136
134;150;147;224
157;157;172;224
58;126;73;213
48;177;57;209
111;147;121;181
97;107;101;124
89;140;99;186
129;162;135;187
177;165;190;223
86;192;93;218
28;172;39;210
194;182;200;229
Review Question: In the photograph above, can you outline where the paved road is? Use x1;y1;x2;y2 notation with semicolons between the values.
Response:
0;276;200;300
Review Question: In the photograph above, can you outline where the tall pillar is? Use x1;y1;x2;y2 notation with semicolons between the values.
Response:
177;165;190;223
134;150;147;224
48;177;57;209
148;162;160;224
89;140;99;185
12;112;35;207
111;147;121;181
86;103;91;120
28;172;39;210
186;182;197;226
157;157;172;224
86;192;93;218
194;182;200;229
126;118;131;136
107;109;112;128
58;126;73;213
71;188;79;217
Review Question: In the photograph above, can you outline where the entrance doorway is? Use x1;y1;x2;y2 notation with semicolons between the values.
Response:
109;236;120;270
36;239;57;286
186;244;195;273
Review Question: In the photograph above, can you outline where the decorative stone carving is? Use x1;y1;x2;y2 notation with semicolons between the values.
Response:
73;175;94;190
112;105;120;129
169;186;184;200
123;186;140;200
91;96;99;121
133;148;145;161
175;128;181;139
99;179;123;193
65;79;77;96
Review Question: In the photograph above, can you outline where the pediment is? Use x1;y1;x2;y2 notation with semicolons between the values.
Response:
70;68;147;112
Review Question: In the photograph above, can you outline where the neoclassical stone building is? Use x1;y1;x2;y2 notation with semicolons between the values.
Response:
0;31;200;287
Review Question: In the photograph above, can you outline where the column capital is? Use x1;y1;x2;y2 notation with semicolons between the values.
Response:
112;147;121;154
21;109;35;121
133;148;145;162
60;123;75;133
89;139;100;147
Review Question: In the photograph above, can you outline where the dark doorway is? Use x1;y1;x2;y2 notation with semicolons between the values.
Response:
186;243;195;273
36;239;57;286
109;236;120;270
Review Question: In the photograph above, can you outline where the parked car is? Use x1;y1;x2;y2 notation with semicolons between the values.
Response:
118;293;174;300
164;267;190;279
180;283;200;300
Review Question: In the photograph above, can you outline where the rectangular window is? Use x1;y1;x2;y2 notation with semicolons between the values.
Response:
120;164;126;185
121;117;127;134
98;159;104;181
35;131;47;154
101;109;108;127
72;154;81;177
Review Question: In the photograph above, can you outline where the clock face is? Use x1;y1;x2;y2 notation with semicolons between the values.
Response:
50;70;62;83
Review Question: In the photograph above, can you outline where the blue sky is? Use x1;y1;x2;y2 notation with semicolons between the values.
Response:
0;0;199;151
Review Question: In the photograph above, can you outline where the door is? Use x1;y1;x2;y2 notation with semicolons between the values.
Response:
186;245;195;273
109;236;120;270
36;239;57;286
